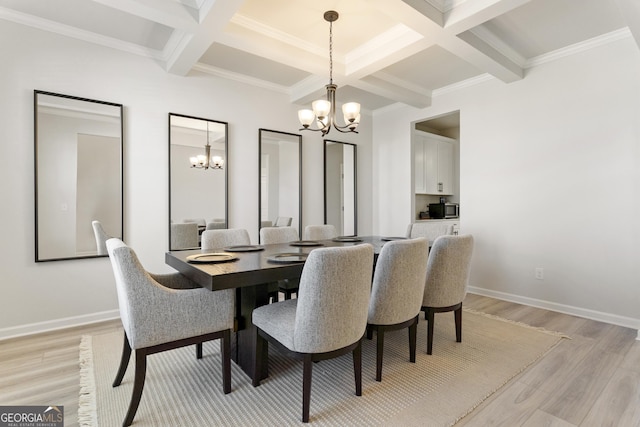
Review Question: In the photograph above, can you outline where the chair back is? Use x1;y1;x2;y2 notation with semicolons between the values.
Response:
303;224;338;240
92;220;110;255
171;223;199;249
293;244;374;353
274;216;292;227
260;226;299;244
206;222;226;230
183;218;206;227
202;228;250;250
368;238;429;325
406;222;454;241
423;235;474;308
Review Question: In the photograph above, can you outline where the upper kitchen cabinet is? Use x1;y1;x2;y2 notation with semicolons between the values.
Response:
414;131;455;195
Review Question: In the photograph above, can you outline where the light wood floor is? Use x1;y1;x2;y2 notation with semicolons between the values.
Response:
1;294;638;426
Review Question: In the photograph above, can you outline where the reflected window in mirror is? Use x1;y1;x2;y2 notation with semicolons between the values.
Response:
324;140;357;236
169;113;228;250
258;129;302;240
34;91;123;262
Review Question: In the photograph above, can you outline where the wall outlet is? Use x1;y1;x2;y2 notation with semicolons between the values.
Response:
535;267;544;280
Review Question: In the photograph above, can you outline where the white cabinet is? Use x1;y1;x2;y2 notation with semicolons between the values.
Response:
414;131;455;195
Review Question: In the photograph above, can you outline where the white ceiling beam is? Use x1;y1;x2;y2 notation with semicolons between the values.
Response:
443;0;534;34
165;0;244;76
352;75;432;108
90;0;198;31
615;0;640;50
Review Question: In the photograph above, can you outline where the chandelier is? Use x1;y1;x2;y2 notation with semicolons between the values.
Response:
190;122;224;170
298;11;360;136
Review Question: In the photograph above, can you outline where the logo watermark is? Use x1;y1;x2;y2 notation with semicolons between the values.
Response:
0;406;63;427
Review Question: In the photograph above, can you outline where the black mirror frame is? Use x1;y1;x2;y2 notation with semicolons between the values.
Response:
168;113;229;250
323;139;357;236
34;90;124;262
258;128;303;241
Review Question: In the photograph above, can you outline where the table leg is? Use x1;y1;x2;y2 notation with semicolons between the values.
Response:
232;283;269;381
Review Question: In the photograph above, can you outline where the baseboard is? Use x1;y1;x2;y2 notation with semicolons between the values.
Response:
0;309;120;341
468;286;640;339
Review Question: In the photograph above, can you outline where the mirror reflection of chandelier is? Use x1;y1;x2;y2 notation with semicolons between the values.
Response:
190;122;224;170
297;10;360;136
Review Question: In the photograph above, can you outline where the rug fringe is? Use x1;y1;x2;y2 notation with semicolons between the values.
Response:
463;307;571;339
78;334;97;427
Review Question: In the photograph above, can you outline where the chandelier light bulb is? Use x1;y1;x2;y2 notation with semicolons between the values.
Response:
298;109;315;128
342;102;360;122
312;99;331;120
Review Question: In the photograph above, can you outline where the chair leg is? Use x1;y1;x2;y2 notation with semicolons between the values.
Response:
113;332;131;387
426;309;435;355
366;326;373;340
353;340;362;396
123;350;147;427
409;316;418;363
375;329;385;382
302;354;313;423
221;329;231;394
455;306;462;343
196;342;203;359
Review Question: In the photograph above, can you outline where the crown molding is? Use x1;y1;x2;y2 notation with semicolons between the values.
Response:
192;62;289;93
0;7;164;60
432;73;495;97
525;27;633;68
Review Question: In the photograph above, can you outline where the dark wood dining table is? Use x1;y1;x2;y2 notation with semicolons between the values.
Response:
165;236;406;382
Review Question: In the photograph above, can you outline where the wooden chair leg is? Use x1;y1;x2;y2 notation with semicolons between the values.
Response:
409;316;417;363
375;329;385;382
221;329;231;394
196;342;203;359
455;306;462;343
113;332;131;387
123;350;147;427
353;340;362;396
302;355;313;423
426;309;435;355
366;326;373;340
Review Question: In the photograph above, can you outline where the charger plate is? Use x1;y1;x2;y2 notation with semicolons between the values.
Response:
267;253;308;263
186;253;238;263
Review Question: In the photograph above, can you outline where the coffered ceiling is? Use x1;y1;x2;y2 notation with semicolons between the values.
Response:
1;0;638;112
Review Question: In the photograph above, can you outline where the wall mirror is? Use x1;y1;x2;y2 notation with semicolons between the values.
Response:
324;140;357;236
35;90;123;262
169;113;228;250
258;129;302;240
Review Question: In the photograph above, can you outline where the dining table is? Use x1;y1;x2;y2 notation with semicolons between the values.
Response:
165;235;412;382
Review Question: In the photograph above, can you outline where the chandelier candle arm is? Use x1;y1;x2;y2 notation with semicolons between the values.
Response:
297;10;360;136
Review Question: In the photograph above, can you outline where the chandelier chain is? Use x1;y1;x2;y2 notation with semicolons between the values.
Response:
329;20;333;85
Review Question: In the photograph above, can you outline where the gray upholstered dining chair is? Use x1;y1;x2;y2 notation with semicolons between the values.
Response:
106;238;234;427
421;234;474;355
201;228;251;250
259;226;300;300
406;221;454;241
303;224;338;240
252;244;374;423
367;237;429;381
202;228;279;303
205;221;226;230
183;218;206;227
170;222;199;249
91;220;110;255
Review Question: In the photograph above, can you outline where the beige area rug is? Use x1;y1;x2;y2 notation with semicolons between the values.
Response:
79;310;566;426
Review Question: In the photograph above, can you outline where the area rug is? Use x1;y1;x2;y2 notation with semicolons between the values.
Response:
79;309;566;426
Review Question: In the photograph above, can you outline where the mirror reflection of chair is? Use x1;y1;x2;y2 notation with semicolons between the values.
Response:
106;238;233;427
170;223;199;250
274;216;292;227
91;220;110;256
206;221;226;230
183;218;206;227
260;220;273;228
259;226;300;300
252;244;374;423
303;224;338;240
367;238;429;381
421;235;474;355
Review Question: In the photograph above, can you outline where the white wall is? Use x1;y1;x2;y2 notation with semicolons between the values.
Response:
374;36;640;328
0;20;372;336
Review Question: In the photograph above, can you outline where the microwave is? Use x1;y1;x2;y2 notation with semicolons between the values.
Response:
428;203;459;219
